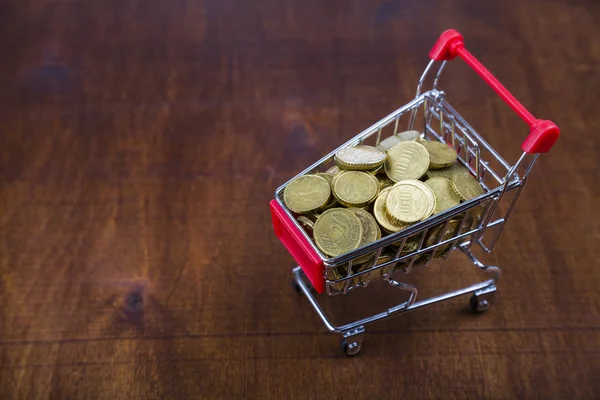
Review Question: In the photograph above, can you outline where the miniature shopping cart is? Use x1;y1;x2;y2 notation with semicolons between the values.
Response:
269;29;559;356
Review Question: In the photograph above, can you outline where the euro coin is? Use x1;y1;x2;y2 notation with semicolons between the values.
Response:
349;208;381;264
316;172;334;185
352;253;395;285
332;171;379;207
425;177;461;214
325;266;346;293
315;172;339;210
420;140;458;169
378;175;395;191
451;170;485;201
348;208;381;248
326;165;342;175
377;130;420;151
283;174;331;214
373;188;411;233
425;218;464;256
396;130;420;141
386;179;435;223
377;135;402;152
334;145;387;170
390;235;420;254
367;164;384;175
296;215;315;237
314;208;363;257
384;141;429;182
426;163;469;180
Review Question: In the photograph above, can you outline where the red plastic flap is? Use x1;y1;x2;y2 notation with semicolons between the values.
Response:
270;200;325;293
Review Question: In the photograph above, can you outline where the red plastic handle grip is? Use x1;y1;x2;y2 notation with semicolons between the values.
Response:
429;29;559;154
270;200;325;293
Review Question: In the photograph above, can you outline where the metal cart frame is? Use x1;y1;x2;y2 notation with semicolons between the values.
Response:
269;29;559;355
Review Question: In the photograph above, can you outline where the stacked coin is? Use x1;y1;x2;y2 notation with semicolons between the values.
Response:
283;131;485;263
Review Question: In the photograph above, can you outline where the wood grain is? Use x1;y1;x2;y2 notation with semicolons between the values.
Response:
1;0;599;398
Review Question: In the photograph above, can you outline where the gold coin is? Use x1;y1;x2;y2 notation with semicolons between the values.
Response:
424;177;461;214
316;172;334;185
315;172;339;210
378;175;395;191
396;130;420;141
334;145;387;170
348;208;381;248
296;216;315;237
373;188;411;233
320;198;339;211
367;165;383;175
283;174;331;214
451;170;484;201
384;141;429;182
326;165;343;175
386;179;435;223
390;235;420;254
426;163;469;180
377;130;420;151
352;253;395;285
349;207;381;264
332;171;379;207
420;140;458;169
313;208;363;257
425;218;464;256
377;135;402;152
325;265;347;292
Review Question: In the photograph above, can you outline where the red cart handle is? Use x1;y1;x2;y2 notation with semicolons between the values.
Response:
429;29;559;154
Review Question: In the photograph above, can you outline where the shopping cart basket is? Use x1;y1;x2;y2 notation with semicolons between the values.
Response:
269;29;559;355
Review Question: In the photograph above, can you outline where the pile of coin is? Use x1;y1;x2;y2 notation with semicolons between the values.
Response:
282;130;485;262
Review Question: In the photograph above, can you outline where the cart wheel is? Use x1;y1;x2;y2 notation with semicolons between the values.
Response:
470;294;490;313
340;338;362;356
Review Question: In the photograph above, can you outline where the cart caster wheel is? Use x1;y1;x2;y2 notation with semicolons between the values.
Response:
470;294;490;313
341;338;362;356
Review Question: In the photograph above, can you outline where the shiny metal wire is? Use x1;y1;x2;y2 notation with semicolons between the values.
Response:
276;60;539;296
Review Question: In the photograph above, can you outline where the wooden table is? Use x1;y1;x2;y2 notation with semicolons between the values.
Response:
1;0;599;398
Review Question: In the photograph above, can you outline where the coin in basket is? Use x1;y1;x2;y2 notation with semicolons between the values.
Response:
314;208;363;257
420;140;458;169
367;164;384;175
315;172;339;210
373;188;412;233
296;215;315;237
334;145;387;171
390;234;420;254
425;218;464;256
325;265;347;293
426;163;469;180
377;130;420;151
352;253;395;286
425;177;461;214
451;170;485;201
283;174;331;214
377;135;402;152
384;141;430;182
332;171;379;208
396;130;420;142
316;172;335;185
326;165;342;175
378;175;395;191
348;208;381;263
386;179;436;223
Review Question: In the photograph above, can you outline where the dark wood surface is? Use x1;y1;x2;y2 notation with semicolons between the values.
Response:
1;0;599;398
